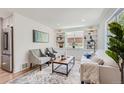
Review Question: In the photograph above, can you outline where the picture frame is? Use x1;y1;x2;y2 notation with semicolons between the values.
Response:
33;30;49;43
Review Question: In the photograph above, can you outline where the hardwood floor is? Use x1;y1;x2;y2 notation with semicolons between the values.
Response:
0;66;37;84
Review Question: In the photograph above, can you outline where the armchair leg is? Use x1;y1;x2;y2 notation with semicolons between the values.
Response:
81;81;84;84
39;65;42;71
48;62;50;66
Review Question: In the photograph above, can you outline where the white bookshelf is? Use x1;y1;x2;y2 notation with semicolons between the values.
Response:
56;31;65;48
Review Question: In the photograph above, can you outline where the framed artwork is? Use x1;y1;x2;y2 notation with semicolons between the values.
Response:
33;30;49;43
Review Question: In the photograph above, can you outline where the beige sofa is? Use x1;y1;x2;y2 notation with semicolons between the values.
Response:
80;50;121;84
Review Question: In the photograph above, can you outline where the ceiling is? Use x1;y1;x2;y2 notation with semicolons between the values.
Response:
0;9;11;18
0;8;105;29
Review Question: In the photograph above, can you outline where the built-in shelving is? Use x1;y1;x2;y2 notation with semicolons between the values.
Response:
56;30;65;48
84;29;97;50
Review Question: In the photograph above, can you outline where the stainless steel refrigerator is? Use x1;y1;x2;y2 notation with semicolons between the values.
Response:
1;26;13;72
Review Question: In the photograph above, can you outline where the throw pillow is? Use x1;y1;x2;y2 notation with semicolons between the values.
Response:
84;53;92;59
39;50;47;57
52;48;58;53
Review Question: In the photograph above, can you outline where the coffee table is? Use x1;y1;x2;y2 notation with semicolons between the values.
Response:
52;56;75;76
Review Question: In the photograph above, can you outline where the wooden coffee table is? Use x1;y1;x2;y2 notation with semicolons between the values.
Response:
52;56;75;76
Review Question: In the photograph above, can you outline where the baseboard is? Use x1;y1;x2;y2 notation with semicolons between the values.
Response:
14;65;38;74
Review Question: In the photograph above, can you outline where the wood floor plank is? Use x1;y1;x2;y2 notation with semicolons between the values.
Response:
0;66;37;84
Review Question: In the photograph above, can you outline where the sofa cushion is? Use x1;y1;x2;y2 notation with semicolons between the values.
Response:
81;56;93;64
95;50;118;68
102;55;118;68
91;55;104;65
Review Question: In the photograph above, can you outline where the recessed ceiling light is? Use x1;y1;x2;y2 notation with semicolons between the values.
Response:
60;25;85;29
81;19;86;22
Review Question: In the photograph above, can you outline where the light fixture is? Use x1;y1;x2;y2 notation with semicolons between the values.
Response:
57;24;60;26
61;25;85;29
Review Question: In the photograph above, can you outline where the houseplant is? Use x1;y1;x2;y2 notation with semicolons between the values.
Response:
106;22;124;84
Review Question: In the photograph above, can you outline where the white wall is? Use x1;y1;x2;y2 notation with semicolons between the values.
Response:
3;15;13;29
97;9;117;49
13;13;55;73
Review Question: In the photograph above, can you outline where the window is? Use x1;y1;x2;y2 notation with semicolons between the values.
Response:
65;31;84;48
105;9;124;49
117;11;124;26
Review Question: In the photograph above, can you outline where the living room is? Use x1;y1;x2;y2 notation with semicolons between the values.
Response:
1;0;124;93
0;8;123;84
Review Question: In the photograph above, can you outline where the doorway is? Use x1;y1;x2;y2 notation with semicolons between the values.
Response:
0;17;14;73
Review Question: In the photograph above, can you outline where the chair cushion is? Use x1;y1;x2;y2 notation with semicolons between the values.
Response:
45;48;55;57
48;48;53;53
32;49;41;57
39;57;51;63
52;48;58;53
40;49;47;57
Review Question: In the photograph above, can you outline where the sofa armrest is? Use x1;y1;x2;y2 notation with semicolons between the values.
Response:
99;65;121;84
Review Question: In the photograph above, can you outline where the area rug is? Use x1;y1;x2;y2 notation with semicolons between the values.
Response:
8;61;80;84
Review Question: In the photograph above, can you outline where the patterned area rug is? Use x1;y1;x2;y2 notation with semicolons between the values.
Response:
8;61;80;84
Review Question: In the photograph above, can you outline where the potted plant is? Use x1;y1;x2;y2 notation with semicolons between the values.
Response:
106;22;124;84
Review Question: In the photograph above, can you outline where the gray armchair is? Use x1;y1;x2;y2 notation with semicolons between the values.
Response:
29;49;51;70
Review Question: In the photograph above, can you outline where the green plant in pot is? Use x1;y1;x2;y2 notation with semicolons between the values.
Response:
106;22;124;84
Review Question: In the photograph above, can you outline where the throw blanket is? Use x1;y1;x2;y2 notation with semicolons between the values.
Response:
81;62;99;84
